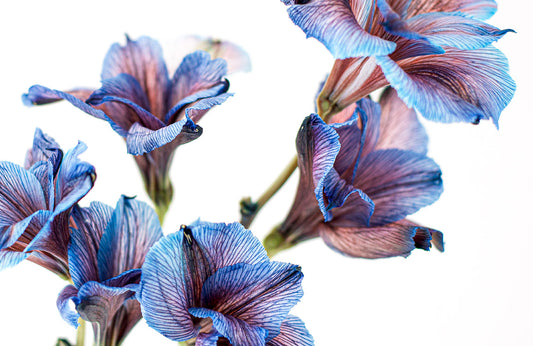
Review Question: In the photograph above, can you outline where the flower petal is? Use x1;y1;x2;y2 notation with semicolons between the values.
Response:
69;202;114;287
57;285;81;328
393;0;498;20
354;149;442;226
189;308;268;346
267;315;314;346
319;219;443;258
126;118;202;155
75;281;137;327
24;128;61;170
138;221;269;341
23;85;127;136
404;12;513;50
200;261;303;341
376;46;515;126
0;161;47;226
282;0;396;58
375;88;428;154
102;36;170;118
86;74;165;130
97;196;162;281
168;50;228;111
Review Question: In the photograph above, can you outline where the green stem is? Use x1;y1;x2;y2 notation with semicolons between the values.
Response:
240;156;298;229
263;224;295;258
76;319;86;346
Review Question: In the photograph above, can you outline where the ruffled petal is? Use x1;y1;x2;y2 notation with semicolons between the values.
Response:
282;0;396;58
267;315;314;346
69;202;114;287
0;249;30;271
126;117;202;155
23;85;127;136
189;308;268;346
319;219;442;258
200;261;303;341
102;36;170;118
97;196;162;281
168;50;228;111
86;74;164;130
195;37;252;74
57;285;81;328
354;149;442;226
403;12;513;50
393;0;498;20
376;45;515;126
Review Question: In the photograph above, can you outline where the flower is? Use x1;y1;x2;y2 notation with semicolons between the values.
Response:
23;35;234;219
138;220;313;345
265;88;443;258
0;128;95;277
281;0;515;126
57;195;163;346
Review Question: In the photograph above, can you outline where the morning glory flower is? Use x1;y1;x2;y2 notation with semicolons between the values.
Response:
281;0;515;126
57;195;163;346
23;35;234;219
0;128;95;277
265;89;443;258
138;221;313;346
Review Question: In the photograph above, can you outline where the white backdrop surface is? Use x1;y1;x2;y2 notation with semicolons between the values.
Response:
0;0;531;345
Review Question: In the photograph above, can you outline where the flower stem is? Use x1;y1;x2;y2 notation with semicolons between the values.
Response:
240;155;298;229
76;319;85;346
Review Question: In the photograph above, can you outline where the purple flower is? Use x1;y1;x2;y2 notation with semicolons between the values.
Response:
281;0;515;126
57;196;163;346
265;89;443;258
23;35;234;218
138;221;313;345
0;129;95;277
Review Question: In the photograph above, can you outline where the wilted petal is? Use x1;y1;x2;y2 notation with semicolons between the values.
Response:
376;45;515;126
354;149;442;226
23;85;127;136
126;118;202;155
282;0;396;58
196;38;252;74
267;315;314;346
87;74;165;131
97;196;162;281
57;285;81;327
189;308;268;346
69;202;114;287
168;51;228;110
201;261;303;341
319;219;442;258
0;248;29;271
102;36;170;118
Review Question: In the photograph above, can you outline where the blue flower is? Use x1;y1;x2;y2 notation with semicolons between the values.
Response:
57;195;163;346
138;221;313;346
281;0;515;126
0;128;95;277
23;35;234;218
265;89;443;258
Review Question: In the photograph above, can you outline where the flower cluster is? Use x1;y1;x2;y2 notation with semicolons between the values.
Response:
2;0;516;344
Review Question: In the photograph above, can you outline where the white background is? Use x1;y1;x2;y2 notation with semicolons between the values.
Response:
0;0;531;345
